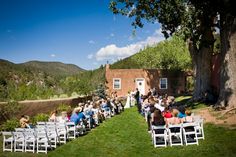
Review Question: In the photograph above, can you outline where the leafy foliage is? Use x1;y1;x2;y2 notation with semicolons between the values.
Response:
0;118;19;131
31;113;49;125
112;35;191;70
0;59;88;101
0;101;21;121
57;104;71;113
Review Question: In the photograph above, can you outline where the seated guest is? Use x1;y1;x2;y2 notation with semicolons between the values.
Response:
49;110;58;122
66;109;72;122
70;107;82;125
184;110;193;123
154;100;165;112
20;115;30;128
147;98;157;132
57;111;68;123
177;106;186;118
166;109;181;125
163;108;172;119
151;109;165;126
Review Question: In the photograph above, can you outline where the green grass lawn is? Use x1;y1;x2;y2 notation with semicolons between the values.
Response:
1;107;236;157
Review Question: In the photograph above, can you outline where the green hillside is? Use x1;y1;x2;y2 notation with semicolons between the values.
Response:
0;59;84;101
111;36;192;70
21;60;84;78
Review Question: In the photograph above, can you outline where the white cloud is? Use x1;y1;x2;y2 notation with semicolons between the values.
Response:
87;54;93;59
89;40;95;44
50;54;56;57
95;28;165;62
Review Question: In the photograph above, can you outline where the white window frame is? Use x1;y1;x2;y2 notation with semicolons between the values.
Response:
159;78;168;89
113;78;121;90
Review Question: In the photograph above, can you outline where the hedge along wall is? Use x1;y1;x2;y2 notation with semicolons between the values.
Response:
0;96;92;123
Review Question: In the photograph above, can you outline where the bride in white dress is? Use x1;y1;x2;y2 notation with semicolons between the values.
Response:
124;92;131;108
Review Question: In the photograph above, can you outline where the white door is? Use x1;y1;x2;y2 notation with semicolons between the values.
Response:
136;78;145;95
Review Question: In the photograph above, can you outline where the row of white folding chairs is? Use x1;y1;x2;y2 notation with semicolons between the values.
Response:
36;121;85;140
152;120;204;148
2;121;83;154
2;129;52;154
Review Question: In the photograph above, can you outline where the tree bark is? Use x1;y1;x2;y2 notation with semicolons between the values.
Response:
189;28;213;101
216;14;236;109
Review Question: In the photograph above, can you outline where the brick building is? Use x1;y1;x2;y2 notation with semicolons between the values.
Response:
105;64;188;97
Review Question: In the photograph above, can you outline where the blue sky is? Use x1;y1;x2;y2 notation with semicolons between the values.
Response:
0;0;164;70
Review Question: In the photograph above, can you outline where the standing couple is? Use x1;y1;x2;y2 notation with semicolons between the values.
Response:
124;88;141;112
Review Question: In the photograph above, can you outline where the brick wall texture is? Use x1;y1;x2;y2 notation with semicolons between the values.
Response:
105;64;186;97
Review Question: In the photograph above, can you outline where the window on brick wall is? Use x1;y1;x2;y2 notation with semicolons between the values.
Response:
160;78;168;89
113;78;121;89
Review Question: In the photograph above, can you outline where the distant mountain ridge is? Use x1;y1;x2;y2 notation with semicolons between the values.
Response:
0;59;86;101
0;59;84;78
21;60;84;77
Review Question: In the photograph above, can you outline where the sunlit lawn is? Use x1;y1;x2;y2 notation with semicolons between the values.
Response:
1;103;236;157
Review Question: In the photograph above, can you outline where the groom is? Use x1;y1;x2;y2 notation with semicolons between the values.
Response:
134;88;141;113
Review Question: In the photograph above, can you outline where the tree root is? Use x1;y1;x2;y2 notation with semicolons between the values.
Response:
220;107;236;117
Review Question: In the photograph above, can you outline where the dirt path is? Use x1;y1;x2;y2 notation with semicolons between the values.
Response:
195;107;236;128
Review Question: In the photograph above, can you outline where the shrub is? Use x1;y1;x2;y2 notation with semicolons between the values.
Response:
51;95;59;99
0;101;21;121
57;104;71;113
31;113;49;125
71;92;78;97
59;94;68;98
0;118;19;131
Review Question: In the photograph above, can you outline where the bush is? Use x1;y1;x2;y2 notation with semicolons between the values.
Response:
57;104;71;113
0;118;19;131
51;95;59;99
59;94;68;98
71;92;78;97
31;113;49;125
0;101;21;121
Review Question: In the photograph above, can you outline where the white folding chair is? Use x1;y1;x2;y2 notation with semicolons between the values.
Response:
2;132;14;152
66;122;76;139
195;118;205;140
24;131;36;153
46;125;58;148
56;123;67;144
76;120;87;135
152;125;168;147
168;124;183;146
182;123;199;145
36;125;46;130
15;128;25;132
46;122;56;126
37;122;46;126
25;128;35;133
36;131;51;154
13;132;25;152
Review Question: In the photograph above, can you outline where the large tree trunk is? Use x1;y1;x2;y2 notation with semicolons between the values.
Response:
189;28;214;101
216;14;236;109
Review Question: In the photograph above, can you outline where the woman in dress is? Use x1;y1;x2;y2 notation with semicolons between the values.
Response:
124;91;131;108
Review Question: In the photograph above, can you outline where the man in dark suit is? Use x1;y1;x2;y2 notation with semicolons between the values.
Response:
134;88;141;113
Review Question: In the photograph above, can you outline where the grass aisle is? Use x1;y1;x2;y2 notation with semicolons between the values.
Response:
49;107;236;157
49;107;153;157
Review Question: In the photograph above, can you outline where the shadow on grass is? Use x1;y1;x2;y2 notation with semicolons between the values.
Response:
174;96;208;110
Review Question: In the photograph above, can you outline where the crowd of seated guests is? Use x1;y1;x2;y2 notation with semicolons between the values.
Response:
19;96;124;132
141;93;195;133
